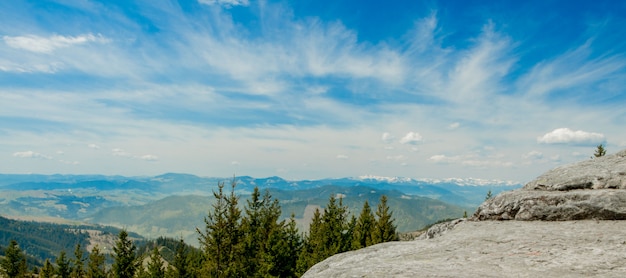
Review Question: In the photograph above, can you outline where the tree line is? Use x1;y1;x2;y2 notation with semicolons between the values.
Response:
1;179;397;277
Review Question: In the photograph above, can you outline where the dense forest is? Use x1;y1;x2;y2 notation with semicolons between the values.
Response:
1;179;399;277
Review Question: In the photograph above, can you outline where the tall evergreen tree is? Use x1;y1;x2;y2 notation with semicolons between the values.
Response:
352;200;376;249
372;195;398;244
197;178;243;277
240;187;286;277
296;208;323;276
1;240;27;278
41;259;55;278
86;245;106;278
170;239;190;278
297;194;351;275
112;230;138;278
263;213;302;278
320;195;350;255
71;243;85;278
56;251;71;278
147;247;165;278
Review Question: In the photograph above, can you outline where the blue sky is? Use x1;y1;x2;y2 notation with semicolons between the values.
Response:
1;0;625;182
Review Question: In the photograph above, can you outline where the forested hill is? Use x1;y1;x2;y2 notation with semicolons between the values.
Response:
0;216;139;266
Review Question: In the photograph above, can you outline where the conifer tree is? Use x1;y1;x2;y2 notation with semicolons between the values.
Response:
171;239;190;278
56;251;71;278
372;195;398;244
352;200;376;249
594;144;607;158
1;240;27;278
296;208;323;275
272;214;302;278
112;230;138;278
321;195;350;255
86;245;106;278
297;194;351;275
147;247;165;278
71;244;85;278
197;178;243;277
41;259;55;278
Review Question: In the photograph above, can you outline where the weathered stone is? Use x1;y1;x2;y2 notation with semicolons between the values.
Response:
524;149;626;191
417;218;466;239
303;220;626;277
473;189;626;220
474;149;626;221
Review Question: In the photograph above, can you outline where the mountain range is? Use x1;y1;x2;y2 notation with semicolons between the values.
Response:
0;173;521;246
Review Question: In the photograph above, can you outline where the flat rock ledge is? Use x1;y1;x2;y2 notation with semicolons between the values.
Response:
302;220;626;277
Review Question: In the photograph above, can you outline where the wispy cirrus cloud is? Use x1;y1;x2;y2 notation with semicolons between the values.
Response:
198;0;249;8
3;33;109;53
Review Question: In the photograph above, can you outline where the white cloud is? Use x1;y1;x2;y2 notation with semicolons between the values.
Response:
386;155;405;161
522;150;543;160
448;122;460;129
88;144;100;149
381;132;394;143
198;0;249;7
3;33;109;53
429;154;457;164
13;151;52;160
537;128;605;145
112;148;158;161
140;155;159;161
399;132;423;145
112;148;132;157
336;154;349;160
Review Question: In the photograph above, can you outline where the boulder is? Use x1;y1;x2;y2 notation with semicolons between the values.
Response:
474;149;626;221
524;149;626;191
473;189;626;220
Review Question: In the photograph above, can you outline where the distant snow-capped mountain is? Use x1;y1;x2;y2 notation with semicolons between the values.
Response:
355;175;521;187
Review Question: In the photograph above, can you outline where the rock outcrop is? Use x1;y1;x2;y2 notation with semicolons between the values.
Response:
474;149;626;221
303;149;626;277
303;220;626;277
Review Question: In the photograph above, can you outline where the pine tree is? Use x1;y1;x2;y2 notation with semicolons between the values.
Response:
56;251;71;278
296;208;323;275
86;245;106;278
147;247;165;278
352;200;376;249
112;230;138;278
41;259;55;278
197;178;243;277
485;190;493;201
71;244;85;278
274;214;302;278
240;187;288;277
171;239;190;278
321;195;350;255
372;195;398;244
296;194;351;275
1;240;27;278
594;144;607;158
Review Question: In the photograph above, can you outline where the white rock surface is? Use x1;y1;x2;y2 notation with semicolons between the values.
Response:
303;220;626;277
524;149;626;191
